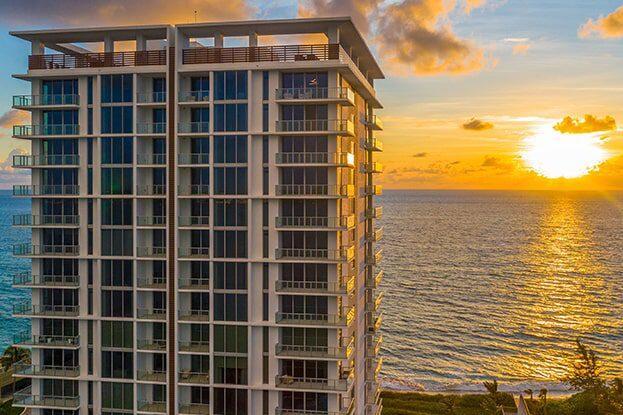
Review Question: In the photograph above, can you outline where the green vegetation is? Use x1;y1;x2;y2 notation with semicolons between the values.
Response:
0;400;22;415
380;391;516;415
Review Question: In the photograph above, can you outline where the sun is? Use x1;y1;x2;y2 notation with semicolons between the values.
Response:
520;125;610;179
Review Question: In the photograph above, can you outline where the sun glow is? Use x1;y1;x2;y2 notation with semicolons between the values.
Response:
520;125;610;179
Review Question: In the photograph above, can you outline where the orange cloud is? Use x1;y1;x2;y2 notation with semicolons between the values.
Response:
0;110;30;128
579;5;623;39
512;43;531;55
462;118;494;131
553;114;617;134
464;0;487;14
298;0;381;37
0;0;253;25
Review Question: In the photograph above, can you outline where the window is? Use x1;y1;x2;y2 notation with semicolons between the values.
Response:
213;199;247;227
101;106;133;134
214;262;247;289
214;71;247;100
281;72;328;89
214;135;247;163
214;325;247;353
101;137;133;164
214;167;247;195
42;79;78;100
214;104;247;132
214;230;247;258
214;388;247;415
102;290;133;317
101;229;133;256
101;382;133;410
101;199;133;226
190;76;210;101
101;74;133;103
101;260;133;287
214;356;248;385
214;293;247;322
262;104;268;132
101;321;133;348
262;71;269;100
42;109;78;126
101;168;133;195
102;351;133;379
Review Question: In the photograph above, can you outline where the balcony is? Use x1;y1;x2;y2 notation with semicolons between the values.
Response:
13;273;79;288
275;215;355;230
365;357;383;381
367;249;383;266
275;119;354;136
13;124;79;138
13;214;79;227
179;403;211;414
178;370;210;385
178;277;210;291
178;184;210;196
136;184;166;196
178;153;210;165
179;247;210;258
136;276;167;290
275;184;354;198
28;50;166;70
137;216;167;227
13;302;79;318
137;369;167;383
366;115;384;131
137;339;167;352
276;409;352;415
14;332;80;349
13;387;80;410
368;313;382;333
368;227;384;243
276;336;354;359
138;400;166;413
14;362;79;378
137;308;166;321
363;137;383;152
366;334;383;357
275;275;355;295
275;87;355;106
13;184;79;197
365;206;383;220
361;162;383;174
275;246;355;262
366;270;383;290
275;373;352;392
137;122;167;135
366;291;384;314
275;152;354;167
183;43;340;65
13;244;80;257
361;185;382;196
13;154;79;168
275;308;354;327
179;309;210;322
179;90;210;103
179;340;210;353
178;122;210;135
13;94;79;109
137;153;166;165
179;216;210;227
137;91;167;104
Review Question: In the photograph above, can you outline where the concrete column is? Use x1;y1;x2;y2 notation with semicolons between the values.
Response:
327;26;340;44
31;40;44;55
214;32;223;48
249;31;258;47
104;35;114;52
136;34;146;51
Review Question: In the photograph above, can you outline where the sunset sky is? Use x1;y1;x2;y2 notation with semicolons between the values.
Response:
0;0;622;190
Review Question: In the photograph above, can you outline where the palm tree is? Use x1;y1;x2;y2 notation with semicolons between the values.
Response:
538;388;548;415
482;379;503;415
524;388;534;400
484;379;499;395
0;346;29;370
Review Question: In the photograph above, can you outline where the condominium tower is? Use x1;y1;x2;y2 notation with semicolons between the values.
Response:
10;17;384;415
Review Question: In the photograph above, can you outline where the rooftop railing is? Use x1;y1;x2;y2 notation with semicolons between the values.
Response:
183;43;340;65
28;50;166;70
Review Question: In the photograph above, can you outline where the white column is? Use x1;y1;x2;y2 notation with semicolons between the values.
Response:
249;31;258;47
214;32;223;48
136;34;146;51
104;35;114;52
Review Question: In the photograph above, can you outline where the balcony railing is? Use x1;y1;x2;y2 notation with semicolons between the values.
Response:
275;308;354;326
276;409;351;415
13;124;79;137
179;90;210;102
13;302;79;317
137;91;166;103
13;154;80;168
361;185;382;196
28;50;166;70
137;122;167;135
179;403;211;414
366;334;383;357
178;122;210;134
275;374;351;391
13;184;79;196
137;369;167;383
178;277;210;290
178;371;210;384
13;387;80;409
179;340;210;353
13;94;79;107
136;276;167;289
137;216;166;227
366;115;384;131
178;216;210;227
368;249;383;266
361;162;383;174
275;119;354;135
13;214;79;227
275;276;354;295
136;308;167;321
138;400;166;413
13;273;79;287
136;185;166;196
137;338;167;352
13;244;80;256
179;184;210;196
364;137;383;152
137;246;166;258
137;153;166;165
275;87;354;104
366;270;383;289
14;332;80;348
178;153;210;165
275;215;355;229
179;247;210;258
183;43;340;65
275;184;354;197
14;361;79;378
365;206;383;220
276;336;353;359
275;152;354;166
275;246;355;261
179;309;210;322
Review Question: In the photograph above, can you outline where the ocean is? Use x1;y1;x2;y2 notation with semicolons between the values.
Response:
0;189;621;393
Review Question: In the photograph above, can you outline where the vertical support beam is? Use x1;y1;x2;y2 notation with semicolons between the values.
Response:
249;31;258;47
327;25;340;44
31;40;44;55
136;34;146;51
104;35;114;52
214;32;224;48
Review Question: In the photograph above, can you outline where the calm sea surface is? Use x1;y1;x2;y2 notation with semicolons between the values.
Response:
0;190;621;392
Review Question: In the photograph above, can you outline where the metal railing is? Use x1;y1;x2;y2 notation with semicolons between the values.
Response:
276;119;354;134
13;387;80;408
366;115;384;130
178;216;210;226
178;247;210;257
364;137;383;152
178;371;210;384
137;369;167;382
178;277;210;289
13;302;79;317
275;87;354;102
275;309;353;326
275;246;355;261
29;50;166;70
178;122;210;134
179;90;210;102
275;374;351;391
13;94;79;107
13;214;79;226
137;400;167;413
137;91;166;103
13;184;79;196
361;185;382;196
13;124;79;137
275;152;354;166
136;308;167;320
275;184;354;197
13;154;79;167
137;122;166;134
136;276;167;288
14;361;80;377
276;337;353;359
136;185;166;196
275;278;353;294
178;184;210;196
136;246;166;257
275;215;355;229
362;162;383;173
179;403;211;414
179;340;210;353
178;153;210;165
13;244;80;256
183;43;340;65
14;332;79;347
137;338;167;351
13;273;79;287
137;216;166;226
179;309;210;321
137;153;166;165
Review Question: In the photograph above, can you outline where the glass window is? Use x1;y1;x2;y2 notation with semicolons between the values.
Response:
101;382;133;410
213;325;247;353
101;260;133;287
101;290;133;317
101;229;133;256
214;104;247;132
102;351;133;379
214;262;247;290
214;135;247;163
213;199;247;226
214;167;247;195
214;230;247;258
214;388;247;415
101;168;133;195
214;71;247;100
214;293;248;322
101;137;133;164
101;106;133;134
101;74;133;103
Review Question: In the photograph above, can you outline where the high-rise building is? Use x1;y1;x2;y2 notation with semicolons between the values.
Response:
9;17;384;415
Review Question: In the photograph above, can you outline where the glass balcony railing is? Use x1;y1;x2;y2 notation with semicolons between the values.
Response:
13;94;79;107
136;308;167;321
137;338;167;352
138;400;166;413
178;247;210;258
275;373;352;392
179;340;210;353
275;308;354;327
13;124;79;137
13;214;79;227
363;137;383;152
361;162;383;174
275;87;354;105
361;185;382;196
13;244;80;257
179;90;210;103
136;276;166;289
13;154;79;167
13;332;80;348
13;273;79;287
275;246;355;261
178;153;210;165
14;361;80;378
178;216;210;227
137;91;166;103
275;119;354;135
13;185;79;196
179;309;210;322
366;115;384;131
178;371;210;385
137;122;166;135
137;216;166;227
275;184;354;197
275;276;354;295
13;302;79;317
276;336;353;359
275;409;352;415
367;249;383;266
365;206;383;220
137;246;166;258
179;403;211;414
137;369;166;383
13;387;80;409
178;277;210;290
275;215;355;229
136;184;166;196
178;122;210;134
137;153;166;165
178;184;210;196
275;152;354;166
366;270;383;289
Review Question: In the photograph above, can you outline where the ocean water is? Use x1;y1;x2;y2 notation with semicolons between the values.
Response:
0;190;621;393
379;190;623;393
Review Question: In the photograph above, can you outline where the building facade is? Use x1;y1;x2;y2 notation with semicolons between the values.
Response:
10;17;384;415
